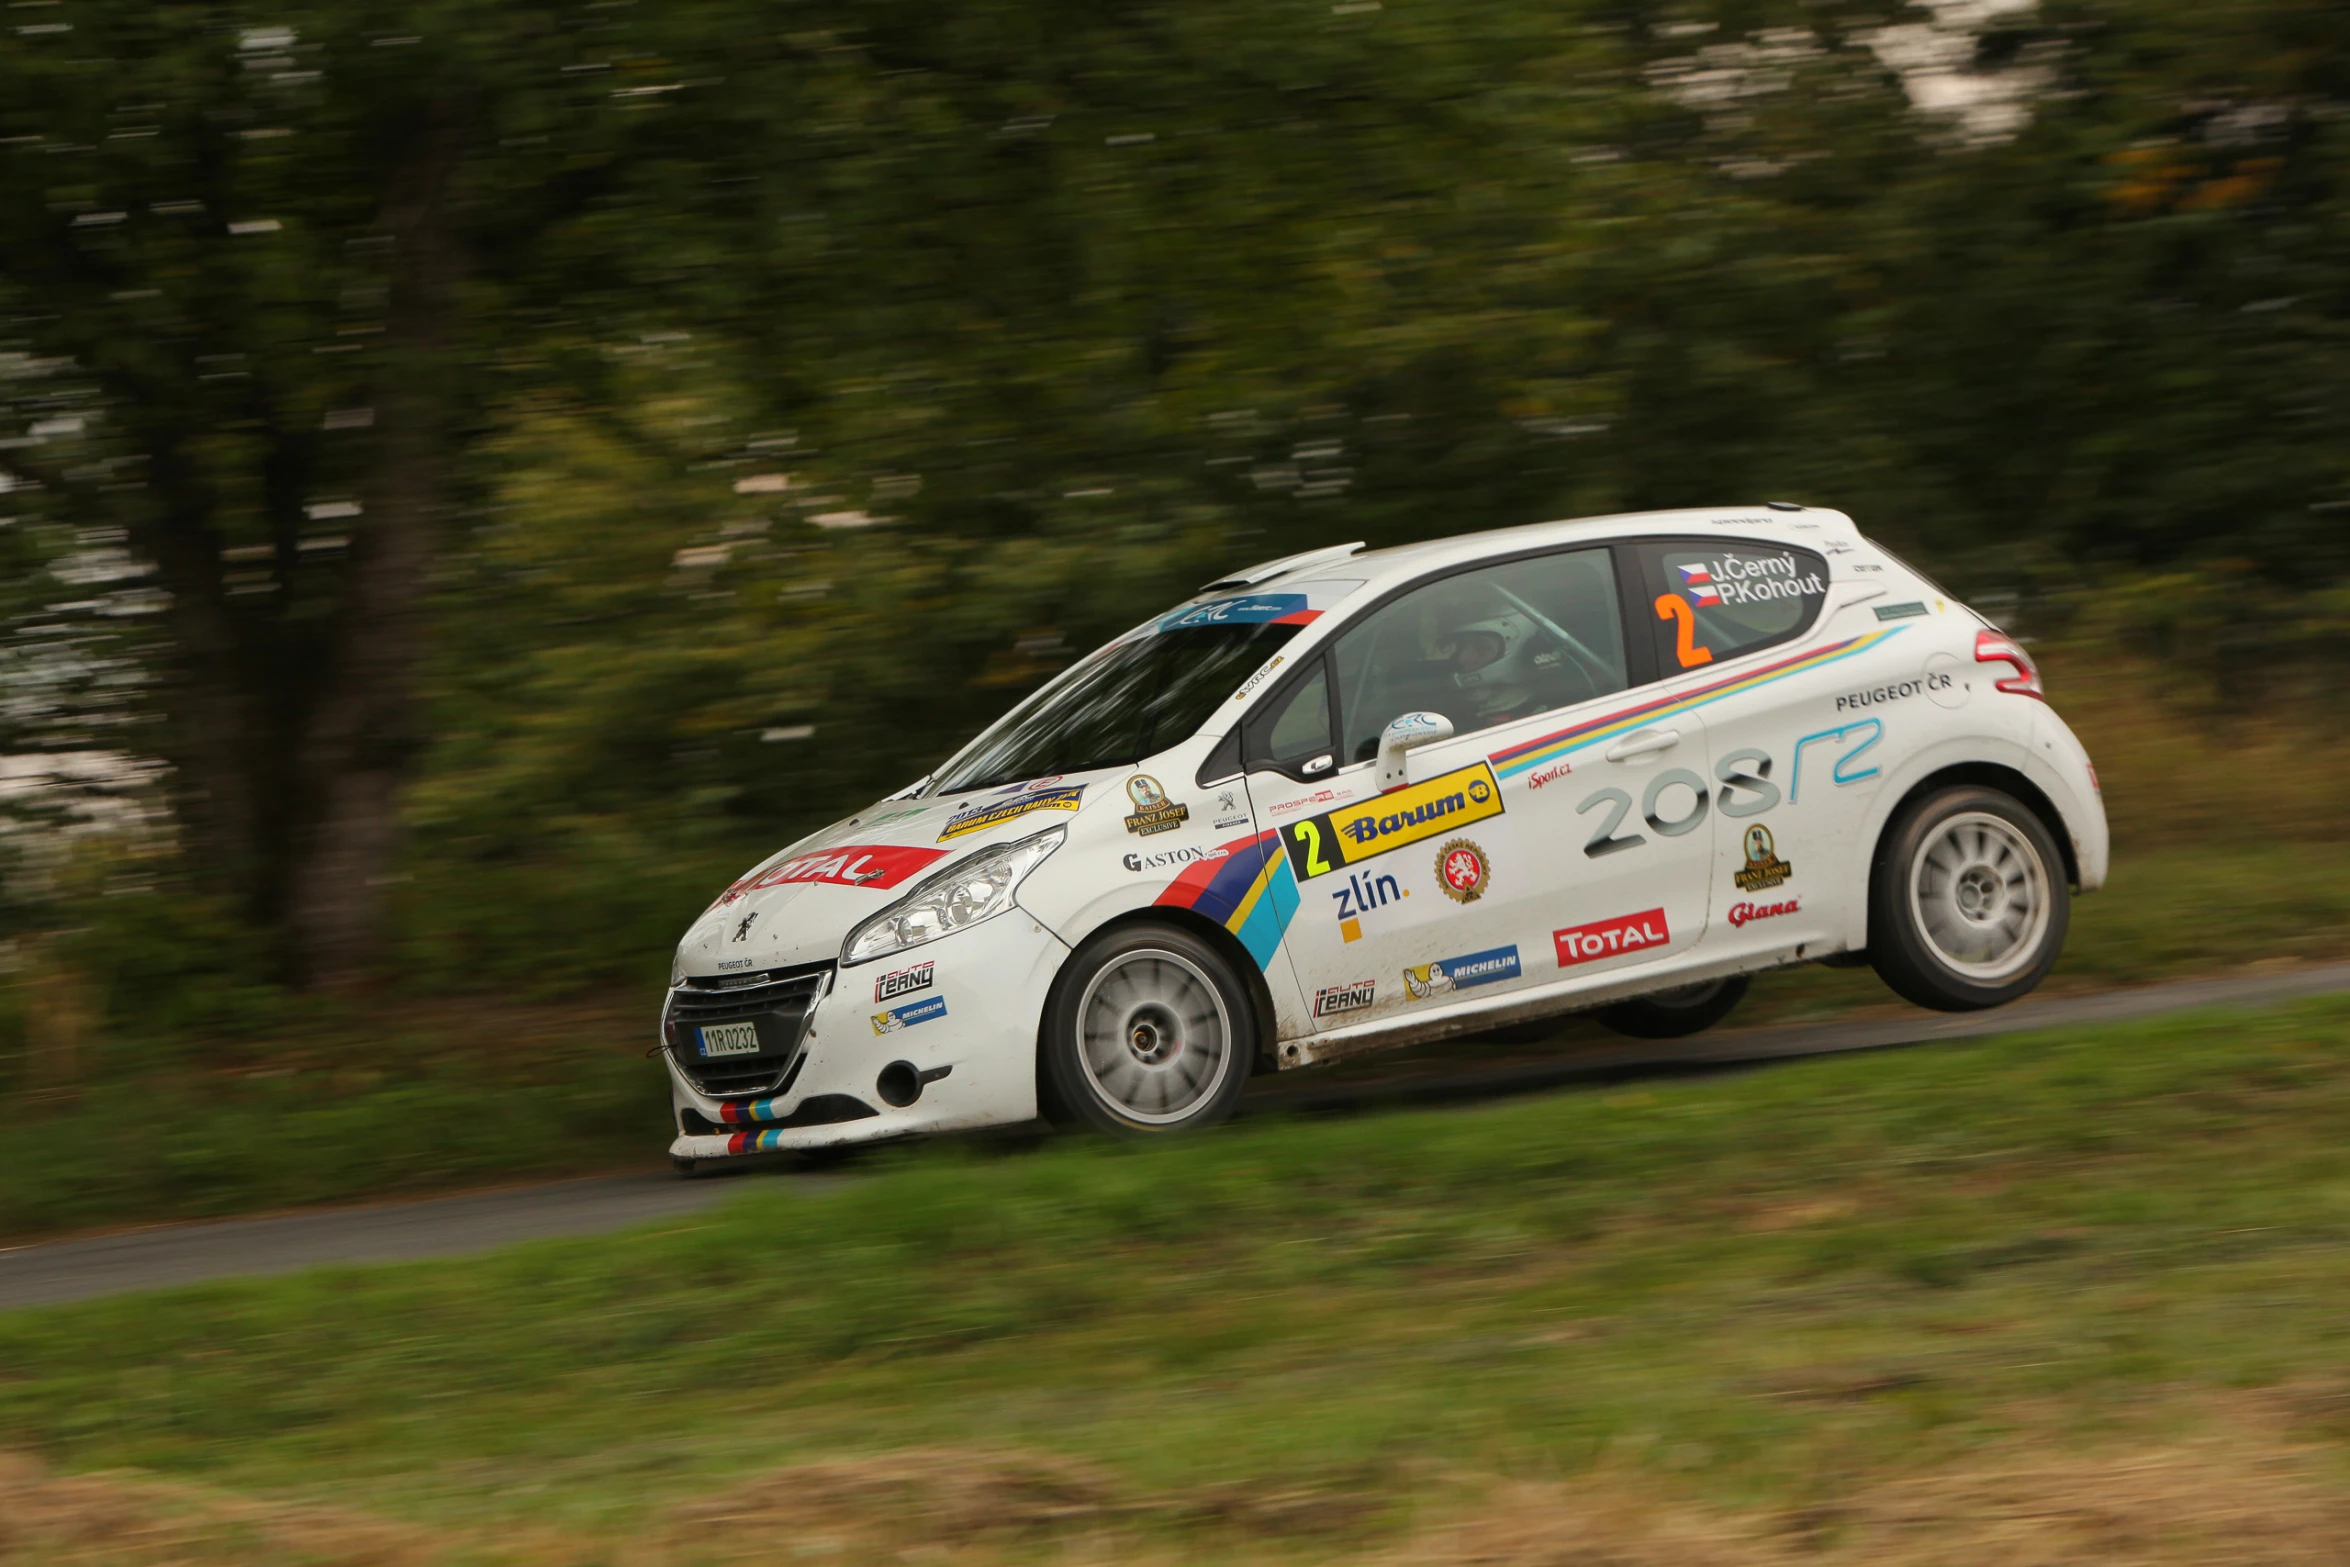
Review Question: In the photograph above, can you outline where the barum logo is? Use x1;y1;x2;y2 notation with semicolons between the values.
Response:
1553;908;1671;967
1340;774;1492;846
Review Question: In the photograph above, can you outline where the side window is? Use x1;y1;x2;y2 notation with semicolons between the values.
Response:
1330;547;1627;762
1640;538;1828;673
1244;657;1334;772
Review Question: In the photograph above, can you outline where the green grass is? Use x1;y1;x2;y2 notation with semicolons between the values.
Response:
5;995;2348;1557
3;837;2346;1246
0;1004;669;1241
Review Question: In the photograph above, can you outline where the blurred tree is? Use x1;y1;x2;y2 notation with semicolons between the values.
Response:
2;0;2344;999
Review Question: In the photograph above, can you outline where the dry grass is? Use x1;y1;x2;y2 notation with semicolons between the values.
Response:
2043;646;2350;848
18;1416;2340;1567
0;1450;459;1566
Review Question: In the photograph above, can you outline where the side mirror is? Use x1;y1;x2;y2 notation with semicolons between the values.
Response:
1377;711;1454;791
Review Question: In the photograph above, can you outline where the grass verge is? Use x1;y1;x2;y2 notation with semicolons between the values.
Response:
3;995;2348;1563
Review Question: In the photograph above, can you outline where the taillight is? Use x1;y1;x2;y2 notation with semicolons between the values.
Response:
1974;630;2044;700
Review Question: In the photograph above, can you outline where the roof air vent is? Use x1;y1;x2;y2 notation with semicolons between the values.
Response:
1764;500;1806;513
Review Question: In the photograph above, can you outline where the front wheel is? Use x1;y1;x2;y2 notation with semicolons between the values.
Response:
1870;785;2069;1011
1040;923;1256;1136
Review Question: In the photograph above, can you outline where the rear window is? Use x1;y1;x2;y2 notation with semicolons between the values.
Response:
1637;538;1828;673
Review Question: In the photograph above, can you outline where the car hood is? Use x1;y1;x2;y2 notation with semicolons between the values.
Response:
674;773;1116;977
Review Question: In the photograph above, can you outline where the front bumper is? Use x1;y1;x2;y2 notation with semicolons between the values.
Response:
665;909;1072;1158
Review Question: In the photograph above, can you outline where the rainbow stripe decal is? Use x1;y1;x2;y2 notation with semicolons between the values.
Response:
1155;828;1299;970
726;1127;801;1154
710;1095;798;1125
1488;628;1908;781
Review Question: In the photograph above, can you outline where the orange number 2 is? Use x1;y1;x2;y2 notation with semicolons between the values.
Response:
1654;593;1714;669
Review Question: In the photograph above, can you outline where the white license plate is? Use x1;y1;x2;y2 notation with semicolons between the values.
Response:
697;1021;761;1058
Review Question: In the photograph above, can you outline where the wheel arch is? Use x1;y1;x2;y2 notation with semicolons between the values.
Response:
1878;762;2080;889
1036;905;1285;1077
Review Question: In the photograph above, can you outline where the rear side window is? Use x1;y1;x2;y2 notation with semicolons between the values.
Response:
1637;538;1828;673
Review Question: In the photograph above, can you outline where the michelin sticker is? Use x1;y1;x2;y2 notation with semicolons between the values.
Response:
871;995;948;1035
1403;945;1522;1000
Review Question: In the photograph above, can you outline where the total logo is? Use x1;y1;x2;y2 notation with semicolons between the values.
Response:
714;843;951;906
1728;897;1799;928
1330;868;1407;943
1554;908;1671;968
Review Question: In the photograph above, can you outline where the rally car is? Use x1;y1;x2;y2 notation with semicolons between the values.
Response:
660;504;2106;1166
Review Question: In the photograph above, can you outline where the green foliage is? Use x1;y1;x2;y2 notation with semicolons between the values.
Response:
3;0;2346;998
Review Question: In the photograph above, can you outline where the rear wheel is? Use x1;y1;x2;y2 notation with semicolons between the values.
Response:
1040;923;1256;1136
1870;785;2068;1011
1594;974;1750;1039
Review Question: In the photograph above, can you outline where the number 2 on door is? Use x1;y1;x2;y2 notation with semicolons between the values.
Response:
1654;593;1714;669
1290;819;1332;877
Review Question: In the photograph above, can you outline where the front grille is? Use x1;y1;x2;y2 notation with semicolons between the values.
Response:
663;962;831;1098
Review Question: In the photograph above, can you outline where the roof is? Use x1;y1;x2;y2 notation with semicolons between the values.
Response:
1261;504;1860;595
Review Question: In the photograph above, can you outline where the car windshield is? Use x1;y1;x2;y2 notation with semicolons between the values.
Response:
933;621;1303;793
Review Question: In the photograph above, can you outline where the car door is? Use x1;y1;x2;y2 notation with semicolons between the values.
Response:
1628;534;1837;956
1251;542;1709;1027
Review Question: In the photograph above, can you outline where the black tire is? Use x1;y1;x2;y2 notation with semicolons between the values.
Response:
1869;784;2069;1012
1040;922;1256;1136
1594;974;1751;1039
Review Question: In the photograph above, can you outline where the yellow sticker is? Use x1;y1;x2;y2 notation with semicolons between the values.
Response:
1281;761;1503;881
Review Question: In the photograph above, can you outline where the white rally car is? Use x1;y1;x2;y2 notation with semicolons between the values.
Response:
661;505;2106;1165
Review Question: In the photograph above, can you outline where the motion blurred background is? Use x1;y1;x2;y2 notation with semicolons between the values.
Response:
7;7;2350;1564
1;1;2346;1214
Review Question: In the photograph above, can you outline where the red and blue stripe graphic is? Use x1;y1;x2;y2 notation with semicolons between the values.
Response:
710;1096;793;1125
1488;627;1907;781
1154;828;1299;969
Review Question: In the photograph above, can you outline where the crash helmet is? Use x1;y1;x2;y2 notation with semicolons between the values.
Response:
1444;611;1540;716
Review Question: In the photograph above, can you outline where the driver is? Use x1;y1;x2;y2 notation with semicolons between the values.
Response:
1441;611;1545;723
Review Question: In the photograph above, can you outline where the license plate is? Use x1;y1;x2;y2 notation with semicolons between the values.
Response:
697;1021;761;1058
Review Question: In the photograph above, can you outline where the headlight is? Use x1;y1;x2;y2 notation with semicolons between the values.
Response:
842;826;1064;967
669;947;685;989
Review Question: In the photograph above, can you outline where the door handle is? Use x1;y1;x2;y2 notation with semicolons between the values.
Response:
1604;727;1681;762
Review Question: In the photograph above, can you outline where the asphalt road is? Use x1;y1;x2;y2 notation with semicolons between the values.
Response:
5;961;2347;1313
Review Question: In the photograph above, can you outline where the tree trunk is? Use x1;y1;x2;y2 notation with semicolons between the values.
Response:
279;117;464;988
